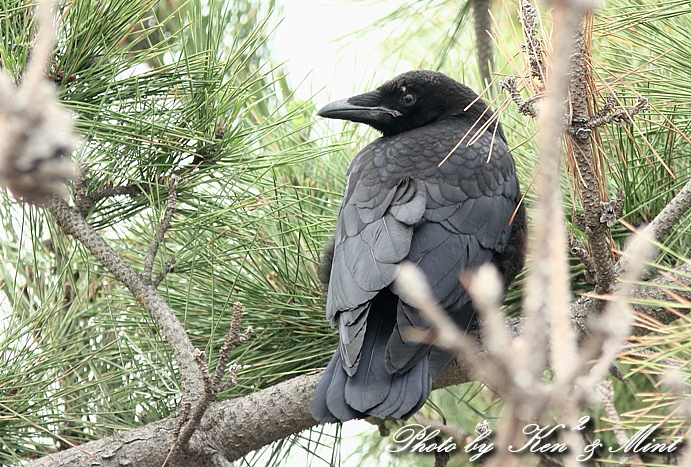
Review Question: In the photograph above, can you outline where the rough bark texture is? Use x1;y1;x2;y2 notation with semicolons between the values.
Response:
630;261;691;335
640;178;691;253
472;0;494;86
24;260;691;466
47;198;206;401
567;25;617;296
26;369;476;466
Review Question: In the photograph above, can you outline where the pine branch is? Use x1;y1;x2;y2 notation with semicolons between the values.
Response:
45;197;207;456
567;22;618;297
171;302;251;461
74;182;142;217
503;1;654;299
23;257;691;467
639;177;691;251
143;176;178;281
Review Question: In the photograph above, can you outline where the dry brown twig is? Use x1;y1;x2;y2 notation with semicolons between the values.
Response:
395;1;665;465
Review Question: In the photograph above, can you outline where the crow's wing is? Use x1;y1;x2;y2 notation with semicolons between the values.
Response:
327;118;520;380
327;173;427;376
381;121;520;374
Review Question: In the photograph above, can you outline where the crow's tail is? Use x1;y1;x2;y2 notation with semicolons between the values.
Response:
309;305;432;423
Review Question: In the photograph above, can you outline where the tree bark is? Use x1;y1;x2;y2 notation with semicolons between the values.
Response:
26;264;691;466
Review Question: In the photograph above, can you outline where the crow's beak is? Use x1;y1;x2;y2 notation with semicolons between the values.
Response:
318;90;401;126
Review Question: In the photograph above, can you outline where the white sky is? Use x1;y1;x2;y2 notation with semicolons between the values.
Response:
270;0;411;103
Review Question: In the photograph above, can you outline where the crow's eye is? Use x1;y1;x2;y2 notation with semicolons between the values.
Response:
401;93;416;107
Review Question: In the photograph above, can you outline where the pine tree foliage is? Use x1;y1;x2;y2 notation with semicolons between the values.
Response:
0;0;689;465
0;0;349;463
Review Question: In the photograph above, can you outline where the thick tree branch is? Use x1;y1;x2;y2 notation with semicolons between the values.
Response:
25;259;691;466
640;177;691;249
629;261;691;334
26;365;476;466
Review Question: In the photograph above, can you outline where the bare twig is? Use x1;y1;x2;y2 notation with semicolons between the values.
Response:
500;76;539;118
525;5;594;465
394;263;485;371
172;302;251;459
463;265;511;360
23;0;54;91
594;92;618;119
144;175;179;281
212;302;252;391
584;96;649;130
153;258;177;288
74;182;142;216
566;96;649;140
569;235;596;283
169;350;213;463
595;381;645;466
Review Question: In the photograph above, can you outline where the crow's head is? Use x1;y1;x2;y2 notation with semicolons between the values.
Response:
318;70;493;137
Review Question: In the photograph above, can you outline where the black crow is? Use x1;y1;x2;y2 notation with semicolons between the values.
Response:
310;70;525;423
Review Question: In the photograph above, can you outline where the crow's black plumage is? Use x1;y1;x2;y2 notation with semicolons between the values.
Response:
310;70;525;423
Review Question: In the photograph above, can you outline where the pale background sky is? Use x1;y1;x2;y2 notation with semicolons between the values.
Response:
271;0;417;103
